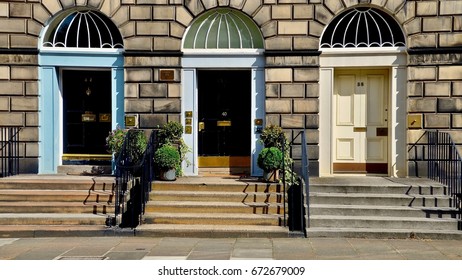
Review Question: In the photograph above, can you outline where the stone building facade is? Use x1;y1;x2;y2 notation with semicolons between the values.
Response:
0;0;461;177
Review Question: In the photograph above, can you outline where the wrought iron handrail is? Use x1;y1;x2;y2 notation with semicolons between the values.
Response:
109;129;157;228
0;127;22;178
409;130;462;220
281;130;310;236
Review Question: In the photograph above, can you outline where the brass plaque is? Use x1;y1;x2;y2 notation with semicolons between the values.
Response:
99;113;111;122
125;115;137;127
82;112;96;122
254;119;263;126
185;118;192;125
217;120;232;127
353;127;367;132
408;114;422;129
160;69;175;81
376;127;388;137
185;111;193;118
185;125;192;134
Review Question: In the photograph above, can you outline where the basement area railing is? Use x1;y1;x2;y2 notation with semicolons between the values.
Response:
108;129;157;228
0;127;22;178
281;130;310;237
409;130;462;220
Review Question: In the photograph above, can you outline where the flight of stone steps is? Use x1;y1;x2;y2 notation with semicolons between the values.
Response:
0;175;124;238
306;177;462;239
135;177;289;238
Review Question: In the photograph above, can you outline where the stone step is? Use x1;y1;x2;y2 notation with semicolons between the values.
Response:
0;213;108;225
135;224;289;238
310;204;461;218
0;190;114;203
146;201;285;215
310;184;447;195
153;182;282;193
310;215;459;230
143;212;284;226
0;201;114;214
310;193;452;207
0;176;115;191
0;225;132;238
150;190;283;203
305;227;462;240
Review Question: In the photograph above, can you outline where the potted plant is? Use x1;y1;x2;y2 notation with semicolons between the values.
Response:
156;121;191;176
257;147;283;182
106;127;147;164
154;144;181;181
260;124;285;149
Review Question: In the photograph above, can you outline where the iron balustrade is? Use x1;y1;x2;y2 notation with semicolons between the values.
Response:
0;127;22;178
281;130;310;236
409;130;462;220
109;129;157;228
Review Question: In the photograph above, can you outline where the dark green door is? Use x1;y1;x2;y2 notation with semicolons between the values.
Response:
62;70;112;163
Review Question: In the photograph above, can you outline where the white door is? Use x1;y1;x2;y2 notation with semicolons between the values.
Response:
333;69;389;174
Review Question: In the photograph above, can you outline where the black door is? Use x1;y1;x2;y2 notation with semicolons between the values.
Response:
198;70;251;159
62;70;112;161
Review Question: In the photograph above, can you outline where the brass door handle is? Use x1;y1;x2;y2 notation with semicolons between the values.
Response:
199;122;205;132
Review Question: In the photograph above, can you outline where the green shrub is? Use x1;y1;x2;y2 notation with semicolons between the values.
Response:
106;128;147;163
257;147;283;172
158;121;183;145
154;144;181;170
260;124;285;149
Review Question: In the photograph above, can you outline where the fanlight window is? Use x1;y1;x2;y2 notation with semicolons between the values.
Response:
320;7;405;48
42;9;123;49
183;8;264;50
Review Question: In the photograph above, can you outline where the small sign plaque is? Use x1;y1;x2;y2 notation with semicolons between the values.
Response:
185;111;193;118
160;70;175;81
185;125;192;134
125;115;137;127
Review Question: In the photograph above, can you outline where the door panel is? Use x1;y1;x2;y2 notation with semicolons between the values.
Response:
197;70;251;168
333;69;389;173
62;70;112;161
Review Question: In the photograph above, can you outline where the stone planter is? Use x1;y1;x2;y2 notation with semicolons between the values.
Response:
159;169;176;181
263;170;279;182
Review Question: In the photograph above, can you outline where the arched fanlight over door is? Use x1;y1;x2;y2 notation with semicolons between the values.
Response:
183;8;264;50
42;8;124;49
320;7;405;48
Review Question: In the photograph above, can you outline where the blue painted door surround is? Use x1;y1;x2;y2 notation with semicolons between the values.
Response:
38;50;124;173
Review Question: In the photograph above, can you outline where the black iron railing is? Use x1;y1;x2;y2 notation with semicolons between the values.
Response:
109;129;157;228
0;127;22;178
281;130;310;236
409;130;462;220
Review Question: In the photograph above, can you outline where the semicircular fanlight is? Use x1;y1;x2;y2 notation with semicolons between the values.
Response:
183;8;264;50
42;9;124;49
320;7;405;48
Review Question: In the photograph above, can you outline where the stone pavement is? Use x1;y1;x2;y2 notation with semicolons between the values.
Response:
0;236;461;260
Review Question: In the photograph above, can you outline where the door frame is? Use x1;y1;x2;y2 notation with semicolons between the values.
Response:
319;48;407;177
38;49;124;173
182;51;265;176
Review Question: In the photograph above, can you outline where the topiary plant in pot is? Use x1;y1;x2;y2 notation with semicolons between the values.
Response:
257;147;283;182
153;144;181;181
